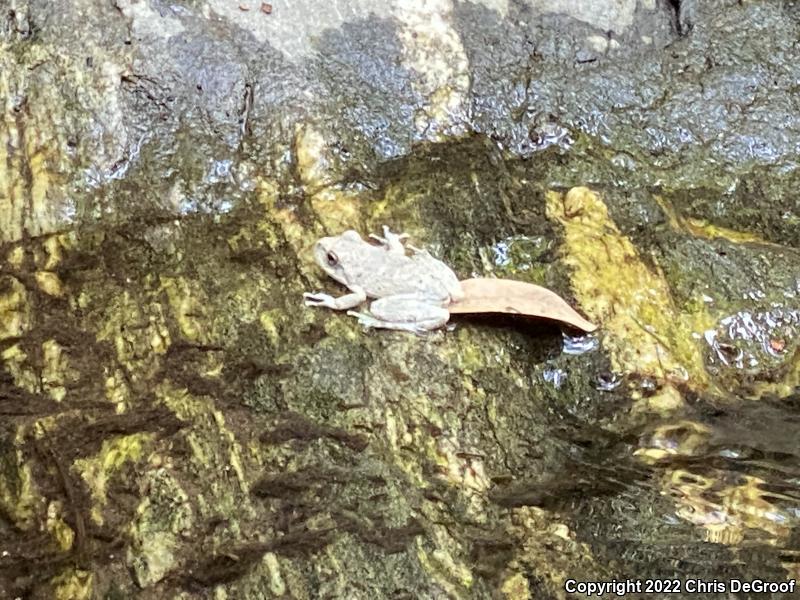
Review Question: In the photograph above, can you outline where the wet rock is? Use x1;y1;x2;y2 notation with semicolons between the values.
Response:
1;0;800;597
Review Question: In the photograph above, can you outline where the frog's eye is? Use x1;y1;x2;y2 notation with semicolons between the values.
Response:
326;251;339;266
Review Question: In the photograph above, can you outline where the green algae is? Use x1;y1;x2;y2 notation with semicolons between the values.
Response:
74;432;154;525
546;186;714;391
0;435;38;529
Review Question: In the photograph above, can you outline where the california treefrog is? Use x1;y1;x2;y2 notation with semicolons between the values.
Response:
303;226;464;334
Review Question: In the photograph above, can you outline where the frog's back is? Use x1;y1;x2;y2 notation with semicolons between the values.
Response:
358;253;428;296
360;252;460;303
412;251;463;301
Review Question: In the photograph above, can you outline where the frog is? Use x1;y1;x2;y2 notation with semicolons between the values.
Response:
303;226;464;334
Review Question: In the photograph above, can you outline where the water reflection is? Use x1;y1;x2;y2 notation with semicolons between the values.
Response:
543;367;567;389
705;307;799;370
562;332;599;355
594;371;622;391
634;399;800;561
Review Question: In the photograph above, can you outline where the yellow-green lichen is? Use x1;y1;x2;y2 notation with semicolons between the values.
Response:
3;343;41;394
6;244;25;268
294;122;334;195
259;309;282;345
128;528;178;588
96;288;171;378
0;433;39;529
292;123;372;224
416;534;475;599
46;500;75;551
500;571;530;600
0;274;31;341
656;195;775;245
127;468;194;588
160;275;208;343
50;568;93;600
262;552;288;596
310;188;370;236
38;233;69;270
0;43;77;243
35;270;64;296
74;432;154;525
546;187;714;392
255;180;319;255
104;369;131;413
504;506;602;598
41;339;78;402
446;329;493;374
156;382;255;519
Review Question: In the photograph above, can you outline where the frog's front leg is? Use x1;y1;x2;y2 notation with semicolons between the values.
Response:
304;285;367;310
347;293;450;334
369;225;410;255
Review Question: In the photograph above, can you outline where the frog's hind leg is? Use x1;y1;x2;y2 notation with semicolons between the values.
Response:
347;294;450;334
369;226;410;255
347;310;448;335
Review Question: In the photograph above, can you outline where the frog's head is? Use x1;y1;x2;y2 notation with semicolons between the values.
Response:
312;230;363;285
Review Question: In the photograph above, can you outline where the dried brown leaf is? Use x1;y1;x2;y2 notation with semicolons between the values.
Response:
449;278;597;332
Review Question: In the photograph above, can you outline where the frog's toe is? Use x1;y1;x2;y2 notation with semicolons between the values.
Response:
382;225;409;241
375;226;410;254
368;232;387;245
304;292;336;308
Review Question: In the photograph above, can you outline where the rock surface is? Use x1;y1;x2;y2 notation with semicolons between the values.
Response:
1;1;799;598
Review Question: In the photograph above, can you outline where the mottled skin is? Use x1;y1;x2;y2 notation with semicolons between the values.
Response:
304;227;464;333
